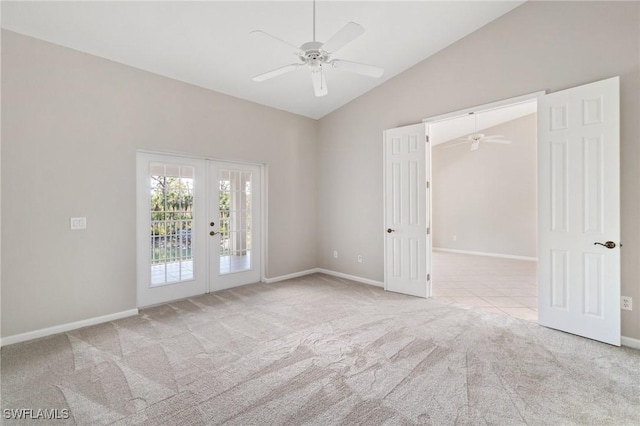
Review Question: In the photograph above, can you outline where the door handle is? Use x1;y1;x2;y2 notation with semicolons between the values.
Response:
210;231;218;236
594;241;616;249
387;228;395;233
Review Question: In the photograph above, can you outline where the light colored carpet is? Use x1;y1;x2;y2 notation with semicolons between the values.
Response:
1;273;639;425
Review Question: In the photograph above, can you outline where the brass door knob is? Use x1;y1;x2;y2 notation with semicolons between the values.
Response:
210;231;218;236
387;228;395;233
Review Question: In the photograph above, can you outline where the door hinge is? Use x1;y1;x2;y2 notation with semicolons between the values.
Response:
427;227;430;235
427;274;431;281
426;135;430;143
426;181;430;189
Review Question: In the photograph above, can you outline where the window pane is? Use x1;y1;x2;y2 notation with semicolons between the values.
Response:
219;169;252;275
150;163;195;286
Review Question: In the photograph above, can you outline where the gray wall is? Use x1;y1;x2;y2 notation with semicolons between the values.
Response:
317;1;640;339
1;31;318;337
433;113;537;257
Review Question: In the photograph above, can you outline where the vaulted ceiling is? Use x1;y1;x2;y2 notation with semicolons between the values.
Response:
1;1;525;119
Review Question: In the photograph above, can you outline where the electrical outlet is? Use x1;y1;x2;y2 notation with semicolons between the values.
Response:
621;296;632;311
70;217;87;230
333;250;338;259
357;255;363;263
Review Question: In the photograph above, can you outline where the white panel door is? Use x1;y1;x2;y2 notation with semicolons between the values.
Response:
384;123;431;298
538;76;620;345
208;161;262;291
136;153;207;307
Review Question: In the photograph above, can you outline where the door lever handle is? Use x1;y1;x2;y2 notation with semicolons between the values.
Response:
594;241;616;249
387;228;395;233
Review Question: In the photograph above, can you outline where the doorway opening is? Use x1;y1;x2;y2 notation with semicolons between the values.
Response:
385;77;621;345
426;97;539;321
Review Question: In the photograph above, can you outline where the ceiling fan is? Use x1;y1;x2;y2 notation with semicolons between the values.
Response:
445;113;512;151
250;0;384;97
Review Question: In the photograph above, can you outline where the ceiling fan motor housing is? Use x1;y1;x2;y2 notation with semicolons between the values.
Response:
300;41;328;70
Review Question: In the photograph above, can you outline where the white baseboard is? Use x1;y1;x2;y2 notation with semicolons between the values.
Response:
263;268;321;284
434;247;538;262
316;268;384;288
0;309;139;347
264;268;384;288
621;336;640;350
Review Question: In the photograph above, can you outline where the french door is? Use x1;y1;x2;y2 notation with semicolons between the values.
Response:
209;161;261;291
137;153;262;307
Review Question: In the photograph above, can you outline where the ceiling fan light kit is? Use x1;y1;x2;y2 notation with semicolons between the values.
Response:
251;0;384;97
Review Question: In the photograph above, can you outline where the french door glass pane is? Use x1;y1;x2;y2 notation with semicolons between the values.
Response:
219;169;252;274
149;163;195;286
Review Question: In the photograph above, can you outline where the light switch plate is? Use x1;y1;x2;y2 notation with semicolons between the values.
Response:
70;217;87;230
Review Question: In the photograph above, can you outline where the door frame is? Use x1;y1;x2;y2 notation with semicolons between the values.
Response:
422;91;546;126
418;91;543;296
136;149;267;307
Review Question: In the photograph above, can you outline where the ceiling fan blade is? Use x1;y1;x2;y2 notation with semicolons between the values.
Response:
252;64;302;82
250;30;301;54
443;141;470;148
482;135;505;139
470;141;480;151
330;59;384;78
484;139;512;144
321;22;364;54
311;69;328;97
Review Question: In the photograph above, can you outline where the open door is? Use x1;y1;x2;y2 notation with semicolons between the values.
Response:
383;123;431;298
538;76;620;345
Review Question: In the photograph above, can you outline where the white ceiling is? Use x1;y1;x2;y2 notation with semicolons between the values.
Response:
1;1;525;119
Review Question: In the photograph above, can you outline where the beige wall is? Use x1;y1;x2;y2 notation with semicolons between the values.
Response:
1;30;318;337
317;1;640;339
433;113;537;257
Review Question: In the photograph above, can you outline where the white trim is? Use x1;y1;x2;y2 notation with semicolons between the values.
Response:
382;129;388;291
263;268;384;288
261;164;268;283
262;268;321;284
136;148;264;169
621;336;640;350
0;309;139;347
422;91;545;124
434;247;538;262
316;268;384;288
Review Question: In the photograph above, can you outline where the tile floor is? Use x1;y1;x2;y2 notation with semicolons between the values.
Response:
431;250;538;321
151;252;251;286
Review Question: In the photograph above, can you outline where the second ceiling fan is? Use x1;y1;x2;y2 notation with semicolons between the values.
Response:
251;0;384;97
445;113;512;151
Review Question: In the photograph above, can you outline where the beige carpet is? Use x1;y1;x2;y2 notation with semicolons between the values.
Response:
2;274;639;425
